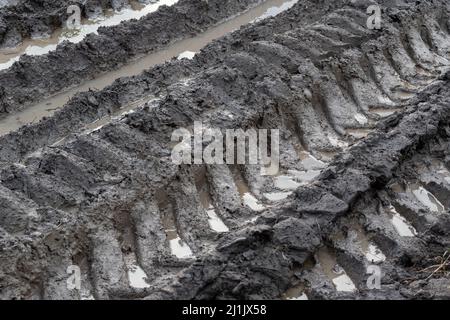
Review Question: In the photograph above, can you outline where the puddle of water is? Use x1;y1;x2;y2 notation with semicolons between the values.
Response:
388;205;417;237
289;293;308;300
252;0;298;22
0;0;18;8
123;250;151;289
346;128;371;139
377;95;397;107
206;207;229;233
354;113;368;125
71;255;96;299
316;247;357;293
390;182;405;193
282;284;308;300
370;108;400;117
319;151;337;162
365;244;386;264
418;161;450;186
392;88;416;100
260;163;280;176
159;194;194;259
298;151;326;170
288;169;321;183
410;184;445;213
232;166;266;211
436;166;450;185
169;236;194;259
80;290;95;300
0;0;300;136
263;191;292;201
0;0;180;69
127;263;150;289
271;146;324;191
177;51;197;60
242;192;266;211
416;66;435;79
244;216;260;225
274;175;301;190
332;274;357;292
286;293;308;300
346;223;386;264
328;135;349;149
271;145;324;191
195;167;229;233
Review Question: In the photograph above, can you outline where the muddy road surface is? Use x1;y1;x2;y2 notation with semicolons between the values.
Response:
0;0;449;300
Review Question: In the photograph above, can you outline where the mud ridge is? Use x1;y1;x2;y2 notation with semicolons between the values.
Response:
0;0;136;48
0;0;450;300
0;0;155;48
0;0;273;116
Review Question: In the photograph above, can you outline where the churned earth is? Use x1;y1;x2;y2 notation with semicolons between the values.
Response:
0;0;153;48
0;0;449;300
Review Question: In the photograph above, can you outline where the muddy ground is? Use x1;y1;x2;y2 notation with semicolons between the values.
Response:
0;0;449;300
0;0;148;48
0;0;276;116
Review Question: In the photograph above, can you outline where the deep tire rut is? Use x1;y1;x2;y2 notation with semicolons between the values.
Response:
0;0;450;300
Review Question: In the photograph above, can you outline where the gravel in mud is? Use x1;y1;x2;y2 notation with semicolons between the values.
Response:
0;0;450;300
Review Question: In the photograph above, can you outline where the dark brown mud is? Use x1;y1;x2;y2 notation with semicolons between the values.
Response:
0;0;273;116
0;0;449;300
